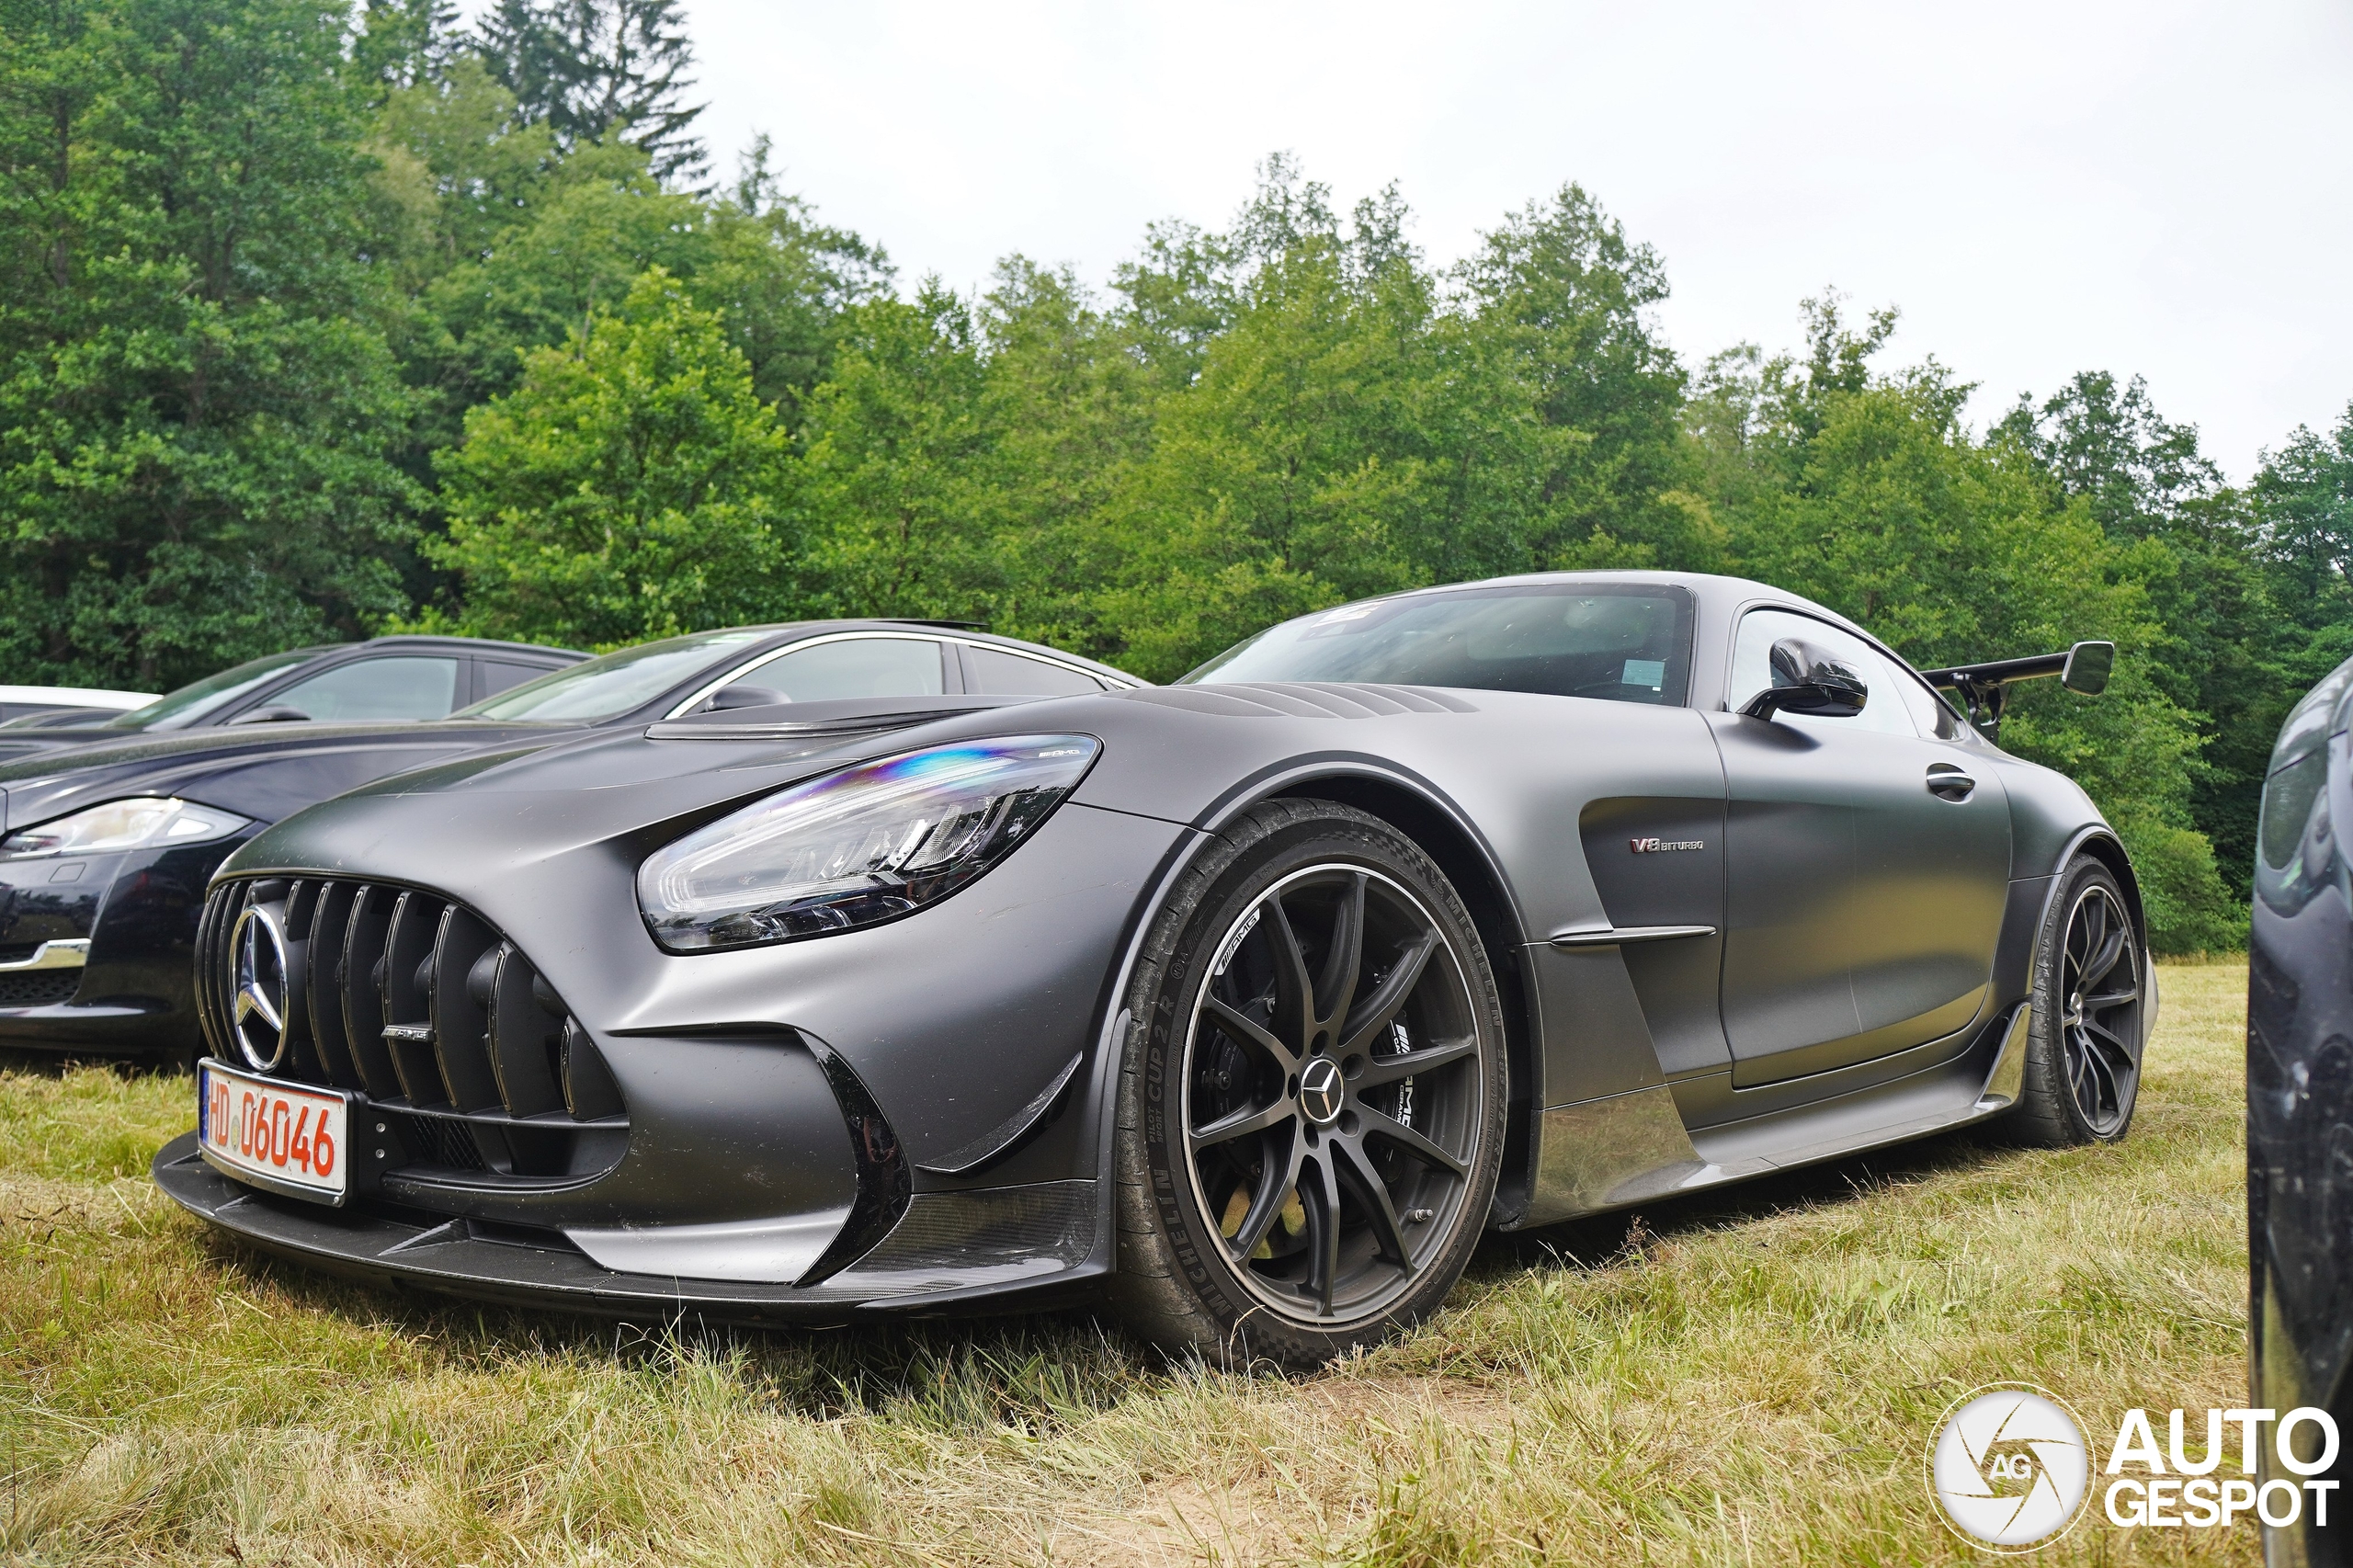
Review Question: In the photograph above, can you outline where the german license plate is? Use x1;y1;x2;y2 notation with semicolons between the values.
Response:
198;1058;349;1204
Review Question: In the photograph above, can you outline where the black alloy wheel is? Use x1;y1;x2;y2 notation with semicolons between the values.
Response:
2058;882;2142;1137
1182;863;1483;1324
1111;800;1506;1367
2014;856;2145;1146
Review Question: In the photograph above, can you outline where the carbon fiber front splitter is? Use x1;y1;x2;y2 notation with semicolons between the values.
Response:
152;1131;1106;1324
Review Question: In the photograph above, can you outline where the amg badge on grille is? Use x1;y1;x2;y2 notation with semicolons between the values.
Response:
1630;836;1706;853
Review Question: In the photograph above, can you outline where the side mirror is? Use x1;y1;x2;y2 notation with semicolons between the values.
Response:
226;704;313;725
2061;641;2114;696
1741;638;1868;722
706;684;789;711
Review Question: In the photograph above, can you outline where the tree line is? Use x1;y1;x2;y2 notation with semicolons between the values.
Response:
6;0;2350;950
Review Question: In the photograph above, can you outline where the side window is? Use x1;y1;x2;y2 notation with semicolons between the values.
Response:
743;638;947;702
478;660;551;702
1729;610;1916;737
267;656;460;722
1891;666;1972;741
965;645;1103;696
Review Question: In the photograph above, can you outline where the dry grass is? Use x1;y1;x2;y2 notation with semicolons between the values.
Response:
0;964;2256;1565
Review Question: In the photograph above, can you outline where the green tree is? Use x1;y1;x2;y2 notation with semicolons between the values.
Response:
1998;371;2282;898
794;281;1002;626
1098;233;1447;676
2256;403;2353;633
471;0;705;184
348;0;457;100
1093;162;1708;678
1453;184;1714;572
369;78;882;466
425;268;794;646
0;0;421;687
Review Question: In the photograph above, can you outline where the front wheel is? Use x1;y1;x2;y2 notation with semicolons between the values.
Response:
2012;855;2146;1145
1108;800;1507;1369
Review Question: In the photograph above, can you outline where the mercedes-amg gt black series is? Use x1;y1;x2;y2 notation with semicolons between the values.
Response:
0;623;1133;1056
2249;652;2353;1556
155;572;2153;1366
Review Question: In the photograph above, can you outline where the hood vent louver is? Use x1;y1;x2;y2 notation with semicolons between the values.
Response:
1117;683;1478;719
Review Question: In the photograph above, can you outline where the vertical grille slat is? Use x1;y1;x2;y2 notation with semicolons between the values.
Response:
193;884;231;1058
381;891;445;1106
278;881;330;1084
561;1018;624;1119
341;886;399;1097
486;944;566;1117
304;881;361;1088
282;880;314;941
429;906;502;1112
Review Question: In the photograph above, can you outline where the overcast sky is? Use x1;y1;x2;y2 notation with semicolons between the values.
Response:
654;0;2351;479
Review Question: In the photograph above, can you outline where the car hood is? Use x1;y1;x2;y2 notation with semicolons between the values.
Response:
0;719;578;835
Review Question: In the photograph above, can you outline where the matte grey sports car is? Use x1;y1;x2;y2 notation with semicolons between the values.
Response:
154;572;2154;1365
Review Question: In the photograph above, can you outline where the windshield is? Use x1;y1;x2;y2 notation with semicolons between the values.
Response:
107;649;319;731
459;630;768;722
1186;585;1695;705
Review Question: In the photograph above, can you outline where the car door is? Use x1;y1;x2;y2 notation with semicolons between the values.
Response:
1709;608;2010;1087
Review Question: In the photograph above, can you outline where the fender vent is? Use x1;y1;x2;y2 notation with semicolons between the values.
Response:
196;877;626;1187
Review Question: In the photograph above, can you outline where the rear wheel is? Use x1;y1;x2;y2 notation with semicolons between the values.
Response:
2013;856;2145;1145
1109;800;1506;1369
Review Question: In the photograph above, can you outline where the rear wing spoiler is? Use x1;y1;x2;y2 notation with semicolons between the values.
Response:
1918;641;2114;742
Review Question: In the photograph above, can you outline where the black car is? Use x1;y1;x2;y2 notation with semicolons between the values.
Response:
2249;652;2353;1553
0;622;1137;1057
0;635;584;765
153;571;2154;1367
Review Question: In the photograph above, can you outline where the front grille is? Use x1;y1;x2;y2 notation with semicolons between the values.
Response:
197;876;627;1187
0;969;77;1008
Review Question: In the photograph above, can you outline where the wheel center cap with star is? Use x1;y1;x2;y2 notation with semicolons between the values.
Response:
1299;1056;1345;1126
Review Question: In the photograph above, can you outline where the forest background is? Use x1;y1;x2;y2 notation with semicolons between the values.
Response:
6;0;2351;952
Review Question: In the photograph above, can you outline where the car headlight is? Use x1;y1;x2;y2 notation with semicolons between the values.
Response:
637;735;1101;951
0;797;251;858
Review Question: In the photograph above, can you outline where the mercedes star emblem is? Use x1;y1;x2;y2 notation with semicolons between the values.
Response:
230;904;291;1071
1298;1056;1345;1126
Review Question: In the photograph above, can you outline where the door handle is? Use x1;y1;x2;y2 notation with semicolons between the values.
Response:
1927;764;1976;801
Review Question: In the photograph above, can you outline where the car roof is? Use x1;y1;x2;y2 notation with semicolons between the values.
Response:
1370;569;1880;645
681;620;1142;687
300;635;586;662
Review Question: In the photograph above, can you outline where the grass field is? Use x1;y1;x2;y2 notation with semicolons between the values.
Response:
0;962;2256;1565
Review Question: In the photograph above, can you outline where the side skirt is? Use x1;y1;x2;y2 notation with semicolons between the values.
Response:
1509;1003;2031;1230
